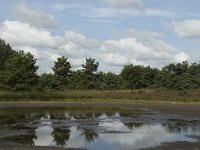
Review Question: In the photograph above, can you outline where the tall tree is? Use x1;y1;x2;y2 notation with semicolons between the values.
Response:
0;39;16;71
3;51;39;90
81;58;99;89
52;56;71;89
82;58;99;75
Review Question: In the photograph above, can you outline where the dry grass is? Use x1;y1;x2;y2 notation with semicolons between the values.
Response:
0;89;200;103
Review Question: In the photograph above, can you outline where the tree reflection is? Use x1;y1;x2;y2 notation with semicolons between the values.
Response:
124;122;143;130
51;128;71;146
81;130;98;142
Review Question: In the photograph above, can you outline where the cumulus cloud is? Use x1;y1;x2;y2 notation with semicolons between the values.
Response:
171;20;200;39
101;0;144;10
0;20;58;48
97;36;188;69
174;52;190;63
64;31;100;49
0;19;190;73
15;3;55;28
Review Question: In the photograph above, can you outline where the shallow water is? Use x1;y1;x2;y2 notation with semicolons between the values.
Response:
0;107;199;150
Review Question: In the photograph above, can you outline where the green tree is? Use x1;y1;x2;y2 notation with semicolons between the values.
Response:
99;72;121;90
188;62;200;88
81;58;99;89
142;66;159;88
121;65;146;89
39;73;60;90
82;58;99;75
3;51;39;90
52;56;71;89
157;61;193;90
0;39;16;71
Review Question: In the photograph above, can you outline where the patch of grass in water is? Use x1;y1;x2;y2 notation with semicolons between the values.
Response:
166;119;199;127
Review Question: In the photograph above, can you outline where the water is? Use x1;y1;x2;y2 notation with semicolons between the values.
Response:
0;107;199;150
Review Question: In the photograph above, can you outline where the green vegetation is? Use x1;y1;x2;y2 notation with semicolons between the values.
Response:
0;39;200;102
1;134;36;145
0;89;200;103
171;119;198;126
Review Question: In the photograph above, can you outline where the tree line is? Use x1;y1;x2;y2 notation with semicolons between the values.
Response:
0;39;200;91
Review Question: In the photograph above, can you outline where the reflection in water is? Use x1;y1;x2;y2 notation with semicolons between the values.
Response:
34;126;54;146
81;130;98;143
33;123;198;150
0;108;199;150
51;128;71;146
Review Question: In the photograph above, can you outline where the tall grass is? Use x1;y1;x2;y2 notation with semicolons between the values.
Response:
0;89;200;102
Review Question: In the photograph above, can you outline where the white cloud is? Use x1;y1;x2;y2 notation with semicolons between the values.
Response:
103;29;188;67
0;20;190;73
15;3;55;28
174;52;190;63
83;7;176;18
171;20;200;39
99;52;129;66
97;36;186;68
145;9;176;18
0;20;58;48
101;0;144;10
64;31;100;49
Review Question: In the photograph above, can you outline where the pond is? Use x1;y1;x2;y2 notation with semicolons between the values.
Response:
0;107;199;150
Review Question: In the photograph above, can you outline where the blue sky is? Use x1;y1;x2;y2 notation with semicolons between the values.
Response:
0;0;200;73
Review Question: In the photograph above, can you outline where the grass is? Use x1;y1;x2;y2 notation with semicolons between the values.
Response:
0;89;200;103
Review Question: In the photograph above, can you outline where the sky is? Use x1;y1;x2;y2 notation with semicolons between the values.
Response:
0;0;200;74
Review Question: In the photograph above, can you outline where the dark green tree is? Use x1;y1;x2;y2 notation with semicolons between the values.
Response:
0;39;16;71
188;62;200;88
81;58;99;89
82;58;99;75
39;73;60;90
99;72;121;90
3;51;39;90
52;56;71;89
121;65;146;89
157;61;193;90
142;66;159;88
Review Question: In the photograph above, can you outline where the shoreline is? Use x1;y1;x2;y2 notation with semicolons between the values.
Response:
0;101;200;118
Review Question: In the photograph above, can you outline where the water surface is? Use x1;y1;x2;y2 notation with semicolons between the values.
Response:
0;107;199;150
